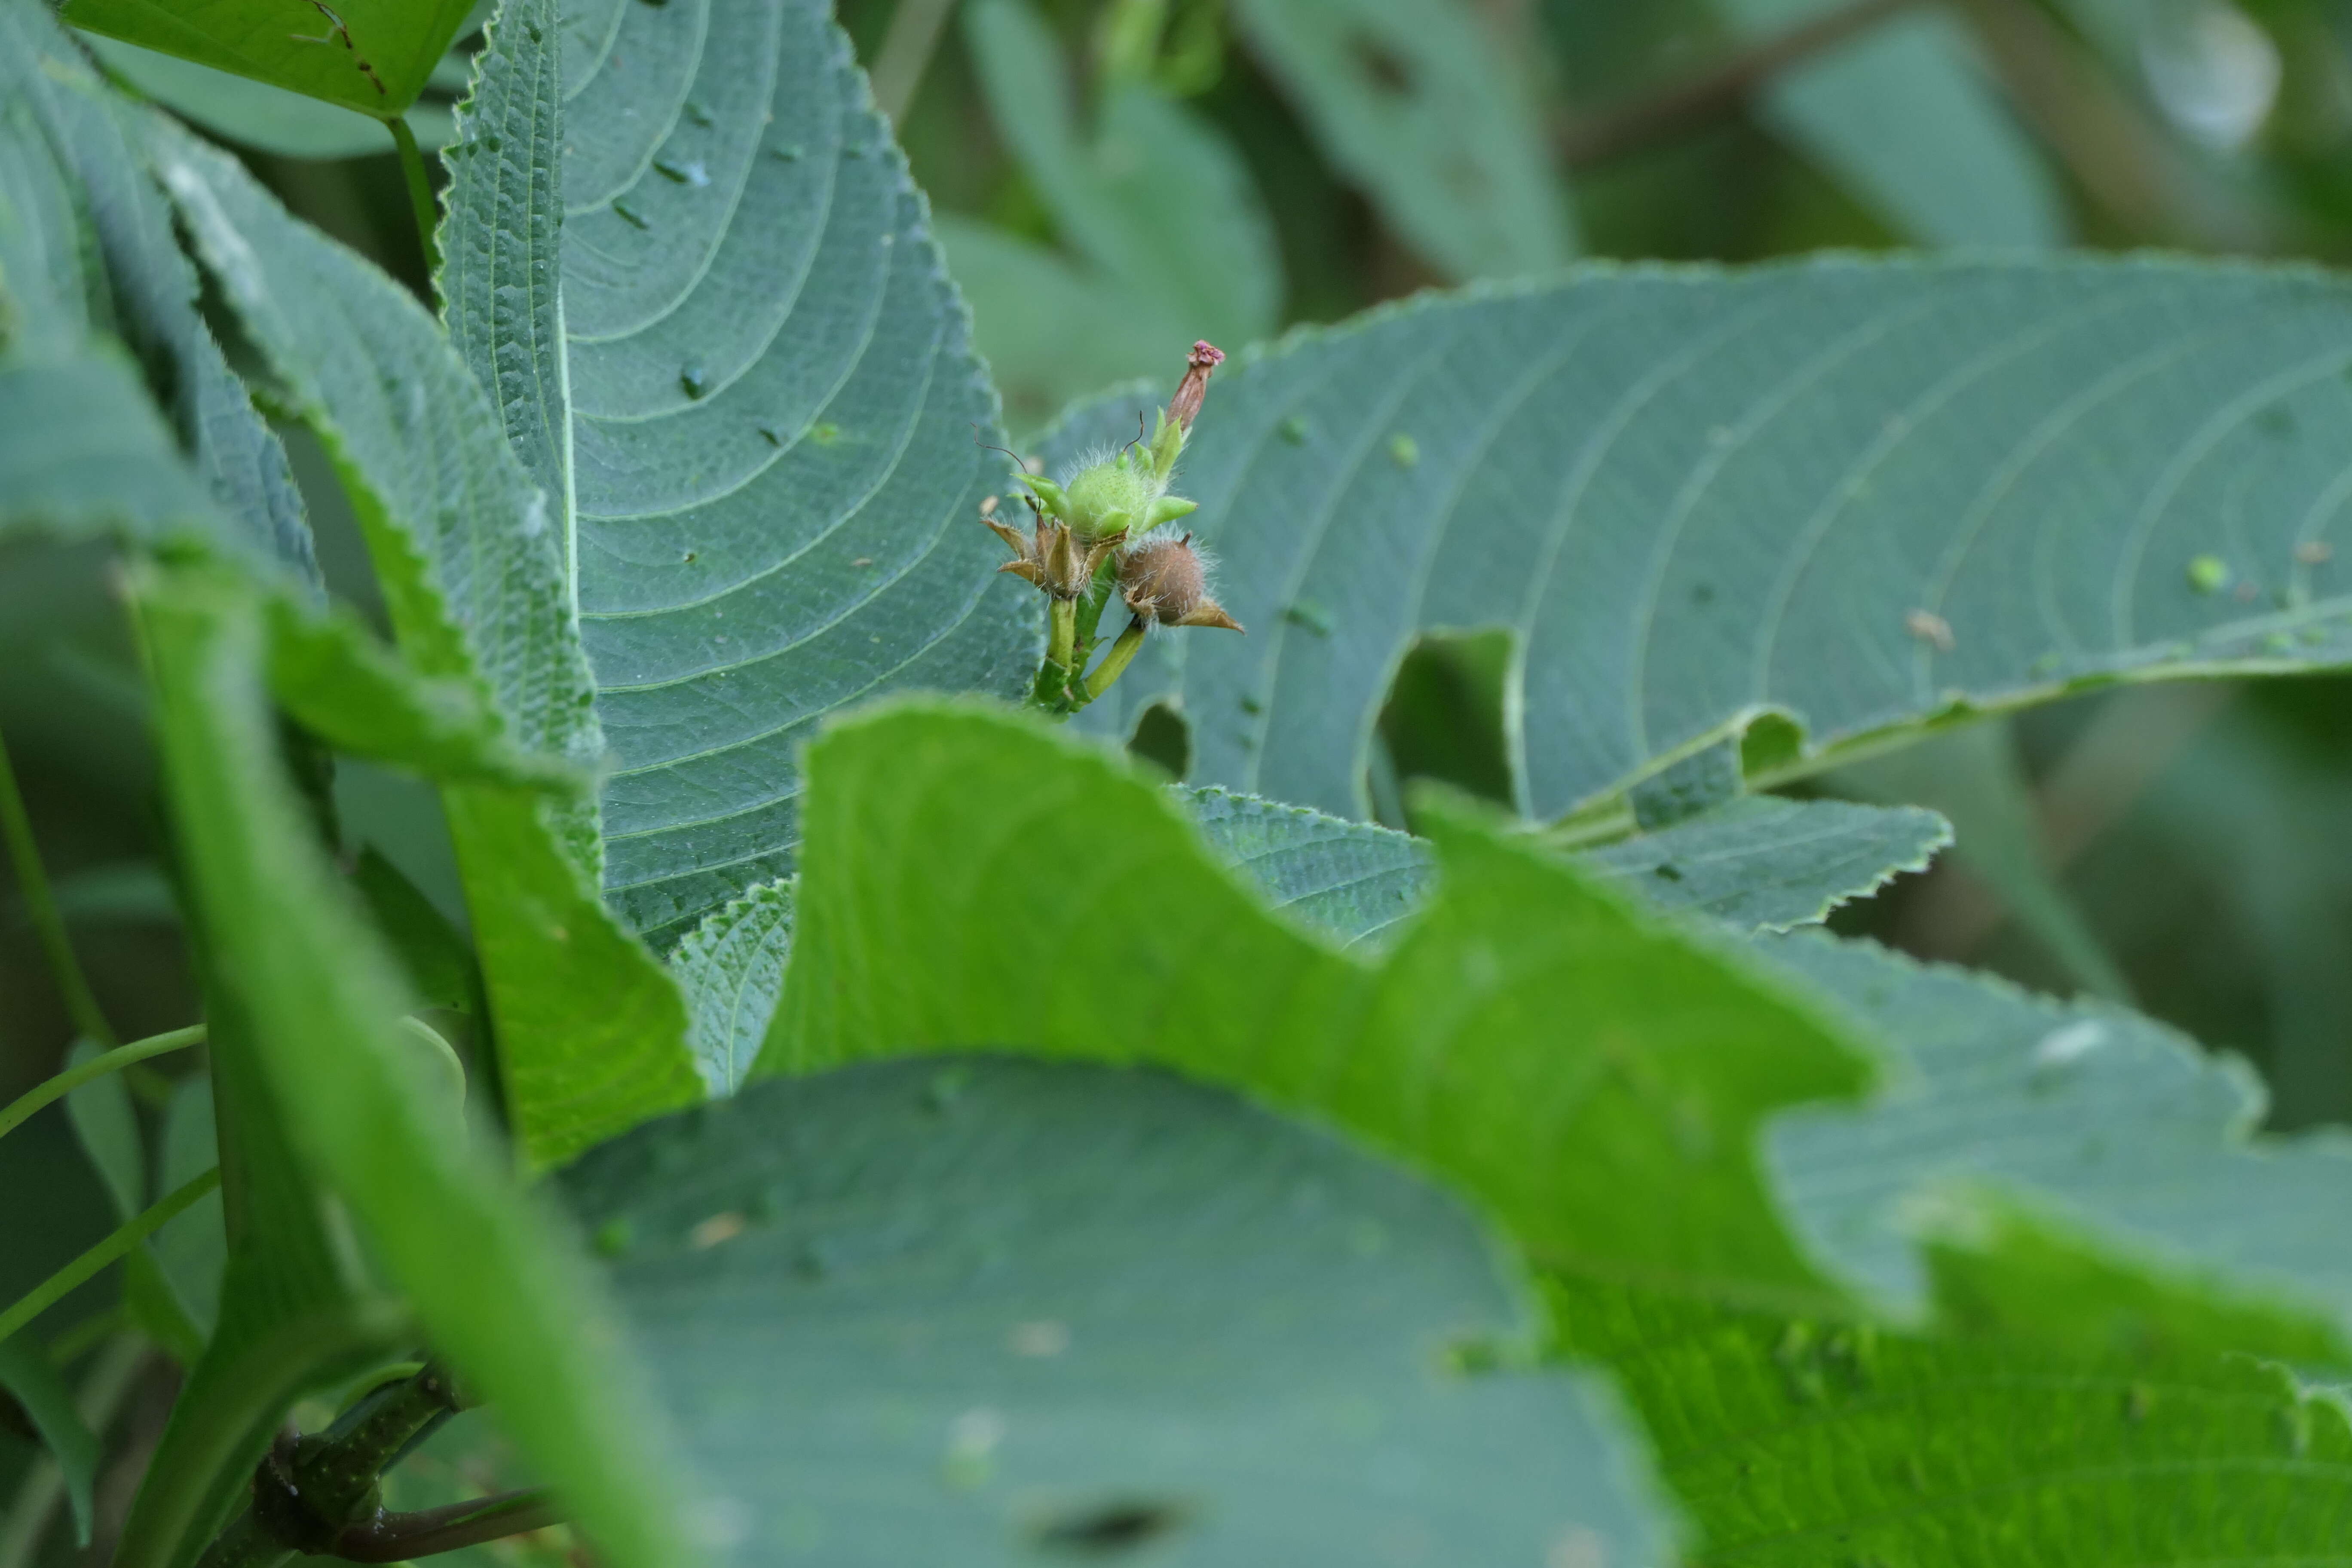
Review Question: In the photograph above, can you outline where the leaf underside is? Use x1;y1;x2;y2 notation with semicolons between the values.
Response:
1044;257;2352;824
562;1054;1672;1568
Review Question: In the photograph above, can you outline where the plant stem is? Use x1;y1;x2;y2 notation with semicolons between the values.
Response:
0;1169;220;1347
0;721;116;1048
1085;618;1148;701
0;1025;207;1144
333;1489;563;1562
1047;598;1077;677
387;117;441;279
1554;0;1918;167
870;0;960;122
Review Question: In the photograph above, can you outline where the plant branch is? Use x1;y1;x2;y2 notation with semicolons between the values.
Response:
387;117;441;279
0;1025;207;1144
0;720;117;1047
331;1489;563;1561
1555;0;1920;168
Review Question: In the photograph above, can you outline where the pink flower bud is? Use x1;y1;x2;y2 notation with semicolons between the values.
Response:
1166;341;1225;434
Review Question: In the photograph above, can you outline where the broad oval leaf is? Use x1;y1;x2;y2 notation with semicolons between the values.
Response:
561;1054;1673;1568
441;0;1037;949
1046;258;2352;824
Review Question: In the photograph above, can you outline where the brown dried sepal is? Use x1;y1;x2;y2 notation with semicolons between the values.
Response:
986;511;1119;601
1117;533;1243;632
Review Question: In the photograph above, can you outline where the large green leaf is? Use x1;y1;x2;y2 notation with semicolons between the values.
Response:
1717;0;2066;249
134;560;698;1568
1181;774;2352;1351
1549;1270;2352;1568
439;0;1037;950
1189;788;1949;950
563;1054;1673;1567
154;117;703;1166
1044;257;2352;825
1229;0;1573;280
1764;930;2352;1341
0;0;315;575
950;0;1280;428
769;701;1874;1310
61;0;473;115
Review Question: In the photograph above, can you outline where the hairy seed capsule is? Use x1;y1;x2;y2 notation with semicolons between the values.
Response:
1118;534;1243;631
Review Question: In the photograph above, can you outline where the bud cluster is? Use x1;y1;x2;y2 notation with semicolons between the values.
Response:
984;341;1243;714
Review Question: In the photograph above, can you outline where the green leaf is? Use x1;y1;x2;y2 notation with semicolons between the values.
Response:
562;1054;1675;1567
955;0;1280;421
1549;1270;2352;1568
133;559;699;1568
1171;770;2352;1350
1228;0;1573;279
61;0;474;115
0;1332;101;1545
77;34;459;161
262;594;588;794
439;0;1038;949
1763;929;2352;1343
0;1;316;575
0;349;219;546
1829;718;2131;998
63;1040;145;1223
1187;787;1950;949
1717;0;2067;248
1045;258;2352;824
769;701;1874;1309
671;879;793;1096
148;1076;226;1348
152;116;703;1167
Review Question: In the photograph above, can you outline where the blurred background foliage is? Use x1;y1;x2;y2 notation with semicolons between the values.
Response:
8;0;2352;1555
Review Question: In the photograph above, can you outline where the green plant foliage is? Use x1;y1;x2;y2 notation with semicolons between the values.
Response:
152;120;703;1167
1188;787;1951;949
1548;1269;2352;1568
0;352;220;545
75;34;460;160
770;700;1875;1309
949;0;1280;427
0;1332;101;1543
1044;258;2352;823
260;594;590;793
0;0;316;575
671;879;793;1095
60;0;474;116
1717;0;2066;248
134;560;698;1568
1831;717;2130;998
562;1053;1674;1567
1229;0;1574;280
1764;929;2352;1341
439;0;1037;950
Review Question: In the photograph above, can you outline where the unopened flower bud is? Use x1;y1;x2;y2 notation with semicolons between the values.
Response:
1167;340;1224;434
1117;533;1243;631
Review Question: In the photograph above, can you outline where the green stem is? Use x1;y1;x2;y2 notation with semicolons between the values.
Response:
333;1489;563;1562
1047;597;1077;673
0;722;116;1048
0;1169;220;1347
0;1025;206;1144
386;117;440;280
1084;618;1149;703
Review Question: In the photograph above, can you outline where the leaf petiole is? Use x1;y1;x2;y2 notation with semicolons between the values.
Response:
0;1025;207;1145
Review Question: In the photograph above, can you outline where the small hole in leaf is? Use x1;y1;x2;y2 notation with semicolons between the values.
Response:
1128;702;1190;781
1030;1499;1192;1556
